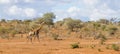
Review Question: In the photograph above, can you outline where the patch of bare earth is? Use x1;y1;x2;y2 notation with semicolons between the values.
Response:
0;38;120;54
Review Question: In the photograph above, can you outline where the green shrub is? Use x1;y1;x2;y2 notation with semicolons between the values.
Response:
93;23;101;29
0;27;6;34
98;48;102;52
90;44;96;49
63;18;82;31
111;44;119;51
100;40;104;45
109;27;118;31
100;36;107;45
101;25;106;31
52;33;59;40
107;26;118;35
106;46;110;49
99;34;107;45
71;43;79;49
0;35;9;39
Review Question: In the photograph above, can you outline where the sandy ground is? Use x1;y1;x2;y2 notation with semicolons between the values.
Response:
0;38;120;54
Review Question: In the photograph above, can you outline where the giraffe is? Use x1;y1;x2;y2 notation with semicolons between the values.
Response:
33;22;45;41
27;22;45;42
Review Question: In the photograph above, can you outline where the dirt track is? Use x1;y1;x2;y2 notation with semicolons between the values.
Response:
0;38;120;54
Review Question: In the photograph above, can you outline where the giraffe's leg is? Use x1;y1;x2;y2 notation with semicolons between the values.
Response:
34;35;36;41
26;36;29;43
33;32;37;41
30;37;32;43
26;36;33;44
36;34;40;42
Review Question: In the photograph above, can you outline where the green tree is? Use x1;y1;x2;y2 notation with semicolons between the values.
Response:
107;26;118;35
23;19;32;25
36;12;56;25
54;21;64;28
0;19;6;23
98;19;109;24
63;18;82;31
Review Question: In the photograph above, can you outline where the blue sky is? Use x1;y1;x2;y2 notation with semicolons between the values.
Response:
0;0;120;21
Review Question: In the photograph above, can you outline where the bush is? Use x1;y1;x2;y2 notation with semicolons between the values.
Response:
100;40;104;45
98;48;102;52
107;26;118;35
111;44;119;51
52;33;59;40
100;35;107;45
106;45;110;49
94;33;107;40
93;23;101;29
0;27;6;34
90;44;96;49
0;35;9;39
109;27;118;31
96;33;107;45
71;43;79;49
101;25;106;31
63;18;82;31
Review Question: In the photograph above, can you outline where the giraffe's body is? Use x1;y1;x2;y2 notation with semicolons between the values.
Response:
27;31;34;42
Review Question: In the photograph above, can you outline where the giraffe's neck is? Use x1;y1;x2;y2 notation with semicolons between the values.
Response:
33;22;45;33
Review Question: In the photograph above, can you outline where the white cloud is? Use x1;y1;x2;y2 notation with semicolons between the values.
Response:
67;6;80;13
52;9;69;21
83;0;99;6
90;9;106;21
24;8;36;17
24;0;34;3
53;2;120;21
8;5;22;15
14;0;18;3
7;5;37;18
0;0;120;21
89;3;119;21
99;4;116;14
53;6;81;22
67;6;80;17
0;0;18;4
0;0;10;4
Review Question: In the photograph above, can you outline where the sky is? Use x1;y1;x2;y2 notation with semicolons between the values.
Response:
0;0;120;21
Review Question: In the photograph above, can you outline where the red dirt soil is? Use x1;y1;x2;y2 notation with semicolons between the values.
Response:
0;37;120;54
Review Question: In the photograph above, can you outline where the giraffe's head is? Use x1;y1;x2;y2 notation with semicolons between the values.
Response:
40;21;46;25
37;22;45;26
42;21;45;24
